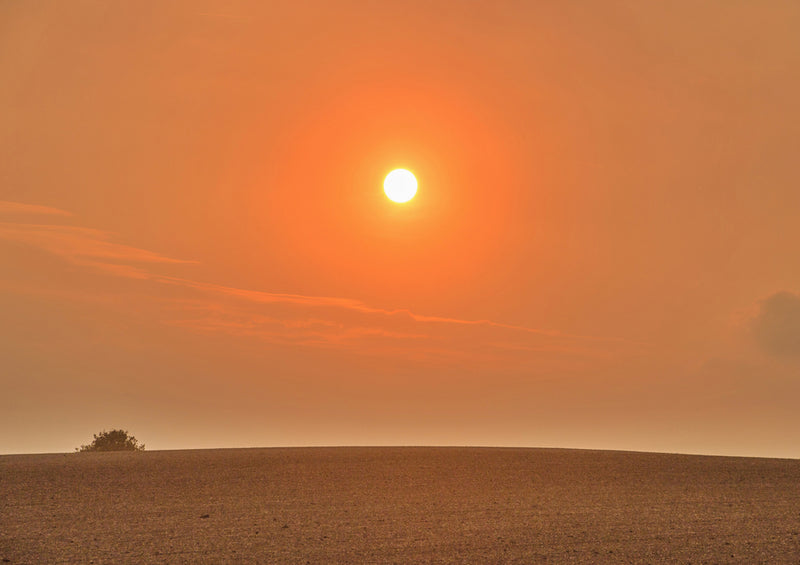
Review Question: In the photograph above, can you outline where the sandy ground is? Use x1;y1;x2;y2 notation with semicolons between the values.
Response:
2;447;799;563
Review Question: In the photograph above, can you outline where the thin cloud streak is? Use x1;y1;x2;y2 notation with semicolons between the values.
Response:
0;204;635;359
156;274;626;346
0;223;197;268
0;201;72;216
157;275;366;310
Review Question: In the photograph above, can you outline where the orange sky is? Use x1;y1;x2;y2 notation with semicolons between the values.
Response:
2;2;800;457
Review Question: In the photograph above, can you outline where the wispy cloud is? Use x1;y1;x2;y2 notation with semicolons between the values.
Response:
155;274;621;345
156;290;630;366
0;223;196;276
0;202;637;363
0;201;72;216
164;302;430;349
156;276;367;310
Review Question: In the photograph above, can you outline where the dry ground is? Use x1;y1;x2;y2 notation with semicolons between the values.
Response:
2;447;799;563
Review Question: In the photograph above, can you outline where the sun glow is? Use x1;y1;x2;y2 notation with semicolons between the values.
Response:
383;169;417;203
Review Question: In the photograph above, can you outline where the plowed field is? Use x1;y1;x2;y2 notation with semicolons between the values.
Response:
2;447;799;563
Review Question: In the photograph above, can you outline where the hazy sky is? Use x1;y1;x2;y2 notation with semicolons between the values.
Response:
2;1;799;457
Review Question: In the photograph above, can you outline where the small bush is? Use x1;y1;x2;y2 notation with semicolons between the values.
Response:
77;429;145;452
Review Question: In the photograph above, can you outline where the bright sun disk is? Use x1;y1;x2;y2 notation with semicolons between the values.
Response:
384;169;417;203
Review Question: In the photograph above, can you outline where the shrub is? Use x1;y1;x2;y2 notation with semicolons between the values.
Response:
77;429;145;452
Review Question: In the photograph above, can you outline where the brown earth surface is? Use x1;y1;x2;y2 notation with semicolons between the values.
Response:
2;447;800;564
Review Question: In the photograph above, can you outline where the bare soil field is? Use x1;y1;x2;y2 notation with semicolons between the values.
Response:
2;447;800;563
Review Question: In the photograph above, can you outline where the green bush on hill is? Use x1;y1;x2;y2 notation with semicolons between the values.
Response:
77;429;145;452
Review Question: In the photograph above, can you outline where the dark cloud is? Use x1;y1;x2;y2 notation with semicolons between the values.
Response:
751;291;800;358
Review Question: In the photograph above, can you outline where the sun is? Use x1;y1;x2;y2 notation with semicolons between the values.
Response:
384;169;417;203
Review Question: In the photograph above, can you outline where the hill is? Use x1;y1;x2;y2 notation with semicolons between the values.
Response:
2;447;799;563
